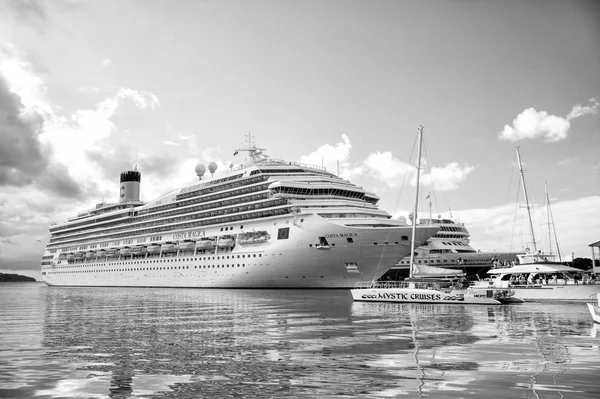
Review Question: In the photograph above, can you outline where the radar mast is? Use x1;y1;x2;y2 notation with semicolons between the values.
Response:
233;133;269;164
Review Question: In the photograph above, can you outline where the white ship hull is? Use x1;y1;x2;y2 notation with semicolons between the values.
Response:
42;215;437;288
496;284;600;301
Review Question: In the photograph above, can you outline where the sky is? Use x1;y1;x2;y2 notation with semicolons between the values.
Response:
1;0;599;280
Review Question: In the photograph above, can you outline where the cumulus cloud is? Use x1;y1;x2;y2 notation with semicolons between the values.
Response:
102;58;112;67
361;151;412;189
298;135;473;195
421;163;475;191
299;134;352;173
499;98;599;142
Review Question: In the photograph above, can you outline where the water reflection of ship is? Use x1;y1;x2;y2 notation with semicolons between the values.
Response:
40;288;258;397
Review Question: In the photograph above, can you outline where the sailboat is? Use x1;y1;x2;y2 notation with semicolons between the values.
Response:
479;147;600;301
350;126;522;304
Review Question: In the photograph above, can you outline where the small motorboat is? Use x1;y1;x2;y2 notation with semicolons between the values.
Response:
587;293;600;323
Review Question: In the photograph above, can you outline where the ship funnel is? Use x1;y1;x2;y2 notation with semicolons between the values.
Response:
119;170;141;203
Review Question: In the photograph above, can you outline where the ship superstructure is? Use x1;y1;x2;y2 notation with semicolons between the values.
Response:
41;139;438;288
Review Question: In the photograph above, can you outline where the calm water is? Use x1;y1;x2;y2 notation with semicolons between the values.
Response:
1;283;599;398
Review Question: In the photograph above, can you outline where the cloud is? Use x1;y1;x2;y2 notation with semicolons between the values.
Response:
361;151;412;189
116;88;159;110
498;108;571;142
421;163;475;191
102;58;112;67
498;98;599;142
299;133;352;173
0;74;48;186
298;135;473;195
567;98;600;119
0;45;168;271
456;196;600;257
3;0;46;27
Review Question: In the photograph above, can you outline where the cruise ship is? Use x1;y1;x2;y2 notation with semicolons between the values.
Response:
380;215;516;280
40;139;439;288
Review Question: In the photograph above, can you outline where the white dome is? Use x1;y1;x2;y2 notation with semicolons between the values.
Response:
195;163;206;177
208;161;218;175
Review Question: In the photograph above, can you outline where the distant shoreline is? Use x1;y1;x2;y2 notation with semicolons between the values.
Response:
0;273;37;283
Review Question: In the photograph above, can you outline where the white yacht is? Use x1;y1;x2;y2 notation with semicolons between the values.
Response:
40;137;438;288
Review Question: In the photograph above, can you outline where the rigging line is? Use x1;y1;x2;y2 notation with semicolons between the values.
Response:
505;151;519;253
392;132;419;216
510;178;521;254
420;133;443;220
546;186;563;262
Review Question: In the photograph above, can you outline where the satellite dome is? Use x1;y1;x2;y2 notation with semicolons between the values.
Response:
208;161;218;175
195;163;206;179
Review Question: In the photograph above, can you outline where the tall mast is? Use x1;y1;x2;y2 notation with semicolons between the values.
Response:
515;147;537;252
409;125;424;279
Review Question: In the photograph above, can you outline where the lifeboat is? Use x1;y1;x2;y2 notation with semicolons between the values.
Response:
147;243;161;254
217;236;235;248
74;252;84;259
196;239;215;249
97;249;107;257
119;246;131;256
178;240;196;251
85;251;96;259
130;245;146;255
106;249;119;258
161;242;177;252
238;231;270;245
66;253;75;260
58;252;67;259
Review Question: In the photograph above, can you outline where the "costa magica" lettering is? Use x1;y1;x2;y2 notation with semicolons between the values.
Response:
324;233;358;238
173;230;205;240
